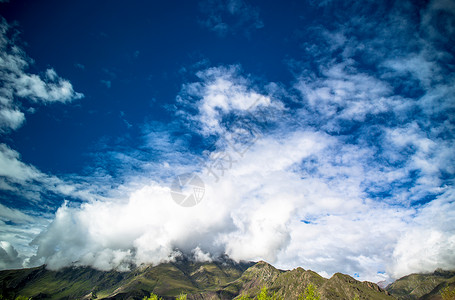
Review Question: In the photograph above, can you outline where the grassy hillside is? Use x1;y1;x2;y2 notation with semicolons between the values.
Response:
1;259;454;300
386;270;455;300
225;262;393;300
0;257;252;300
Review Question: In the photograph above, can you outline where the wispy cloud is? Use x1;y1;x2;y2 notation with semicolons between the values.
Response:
74;63;85;70
177;65;281;136
100;80;112;88
199;0;264;37
0;143;102;206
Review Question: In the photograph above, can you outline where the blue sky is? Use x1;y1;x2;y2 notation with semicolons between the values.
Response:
0;0;454;283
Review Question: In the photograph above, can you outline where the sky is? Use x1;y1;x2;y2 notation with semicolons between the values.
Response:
0;0;454;284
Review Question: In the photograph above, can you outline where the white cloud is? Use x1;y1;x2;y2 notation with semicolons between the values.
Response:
294;61;409;128
389;189;455;278
382;54;441;88
0;143;101;207
31;183;231;270
0;241;23;270
0;203;35;224
0;203;51;270
14;73;83;102
0;18;83;132
177;65;281;136
0;108;25;130
0;144;42;181
391;229;455;278
192;246;213;262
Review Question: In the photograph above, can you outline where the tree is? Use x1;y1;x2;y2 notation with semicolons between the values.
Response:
237;293;252;300
298;284;320;300
441;286;455;300
257;286;270;300
255;286;281;300
176;293;187;300
142;292;163;300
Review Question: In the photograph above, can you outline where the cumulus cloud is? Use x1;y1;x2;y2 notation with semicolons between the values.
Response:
0;109;25;130
31;183;230;270
0;241;23;270
199;0;264;36
0;203;50;270
0;17;83;133
192;246;213;262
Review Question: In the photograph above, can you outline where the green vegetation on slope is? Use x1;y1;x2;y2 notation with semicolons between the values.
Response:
1;259;453;300
299;284;320;300
387;269;455;300
228;264;393;300
441;286;455;300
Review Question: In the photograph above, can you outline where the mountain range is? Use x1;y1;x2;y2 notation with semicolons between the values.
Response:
0;256;454;299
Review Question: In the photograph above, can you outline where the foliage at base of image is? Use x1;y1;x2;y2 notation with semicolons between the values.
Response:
237;294;252;300
236;286;281;300
442;286;455;300
176;293;187;300
257;286;281;300
143;292;163;300
142;292;186;300
298;284;320;300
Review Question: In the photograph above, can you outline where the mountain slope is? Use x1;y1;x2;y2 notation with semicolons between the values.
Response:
0;265;129;299
1;259;453;300
0;258;252;300
225;262;393;300
386;269;455;300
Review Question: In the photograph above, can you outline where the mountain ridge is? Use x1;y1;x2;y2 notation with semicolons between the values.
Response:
0;260;454;299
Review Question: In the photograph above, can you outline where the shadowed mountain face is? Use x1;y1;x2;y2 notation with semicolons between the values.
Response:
0;259;452;300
